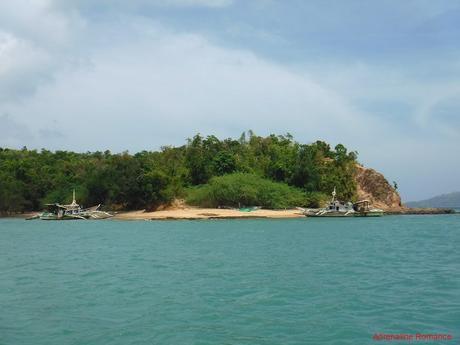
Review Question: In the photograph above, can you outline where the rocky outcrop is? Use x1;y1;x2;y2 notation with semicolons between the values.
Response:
385;208;455;215
354;164;403;211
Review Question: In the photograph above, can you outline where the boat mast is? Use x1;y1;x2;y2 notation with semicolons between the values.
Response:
331;187;336;202
71;189;77;207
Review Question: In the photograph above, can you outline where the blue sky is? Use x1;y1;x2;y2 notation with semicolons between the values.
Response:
1;0;459;201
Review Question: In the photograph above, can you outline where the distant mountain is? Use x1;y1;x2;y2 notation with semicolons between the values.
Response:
406;192;460;208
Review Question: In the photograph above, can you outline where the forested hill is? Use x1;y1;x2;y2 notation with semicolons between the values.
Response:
406;192;460;208
0;132;359;213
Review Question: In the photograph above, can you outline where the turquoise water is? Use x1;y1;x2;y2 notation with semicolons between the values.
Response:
1;216;459;345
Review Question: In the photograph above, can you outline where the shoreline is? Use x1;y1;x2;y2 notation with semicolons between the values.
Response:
3;207;457;221
112;208;305;221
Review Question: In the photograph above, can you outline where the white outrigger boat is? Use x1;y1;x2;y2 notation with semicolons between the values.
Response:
27;190;113;220
300;188;384;217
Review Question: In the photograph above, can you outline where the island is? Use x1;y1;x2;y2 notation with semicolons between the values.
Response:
0;132;454;219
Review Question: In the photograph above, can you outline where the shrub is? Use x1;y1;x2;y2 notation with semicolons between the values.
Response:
186;173;324;209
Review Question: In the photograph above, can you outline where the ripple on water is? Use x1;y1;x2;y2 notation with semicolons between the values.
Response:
0;216;459;345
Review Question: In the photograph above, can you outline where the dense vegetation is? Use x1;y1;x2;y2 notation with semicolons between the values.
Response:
186;173;326;209
0;132;358;213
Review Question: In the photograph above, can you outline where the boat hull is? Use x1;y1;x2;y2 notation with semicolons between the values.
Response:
39;215;81;220
306;212;355;217
304;210;384;217
354;211;384;217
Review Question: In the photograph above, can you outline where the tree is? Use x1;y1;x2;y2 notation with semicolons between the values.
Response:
212;151;236;175
0;132;359;212
137;170;172;210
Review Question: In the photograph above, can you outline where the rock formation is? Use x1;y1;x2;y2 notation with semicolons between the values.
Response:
354;164;403;211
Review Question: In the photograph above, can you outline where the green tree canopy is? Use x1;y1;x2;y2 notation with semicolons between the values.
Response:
0;132;359;213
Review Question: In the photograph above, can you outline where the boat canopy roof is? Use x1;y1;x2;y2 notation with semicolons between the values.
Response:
45;203;79;210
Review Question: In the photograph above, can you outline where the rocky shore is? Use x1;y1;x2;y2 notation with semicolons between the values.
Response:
353;164;455;215
385;208;456;215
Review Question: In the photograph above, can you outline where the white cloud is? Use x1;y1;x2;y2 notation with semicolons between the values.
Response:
0;1;459;200
0;1;78;48
0;1;86;103
158;0;233;7
301;60;460;137
0;30;54;103
3;24;370;152
53;0;232;11
0;114;34;148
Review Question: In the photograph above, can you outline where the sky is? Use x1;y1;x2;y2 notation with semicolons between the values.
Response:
1;0;459;201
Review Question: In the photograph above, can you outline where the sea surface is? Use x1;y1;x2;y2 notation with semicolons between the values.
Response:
1;216;459;345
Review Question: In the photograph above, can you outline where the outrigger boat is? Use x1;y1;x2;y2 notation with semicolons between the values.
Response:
27;190;112;220
352;199;384;217
300;188;384;217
